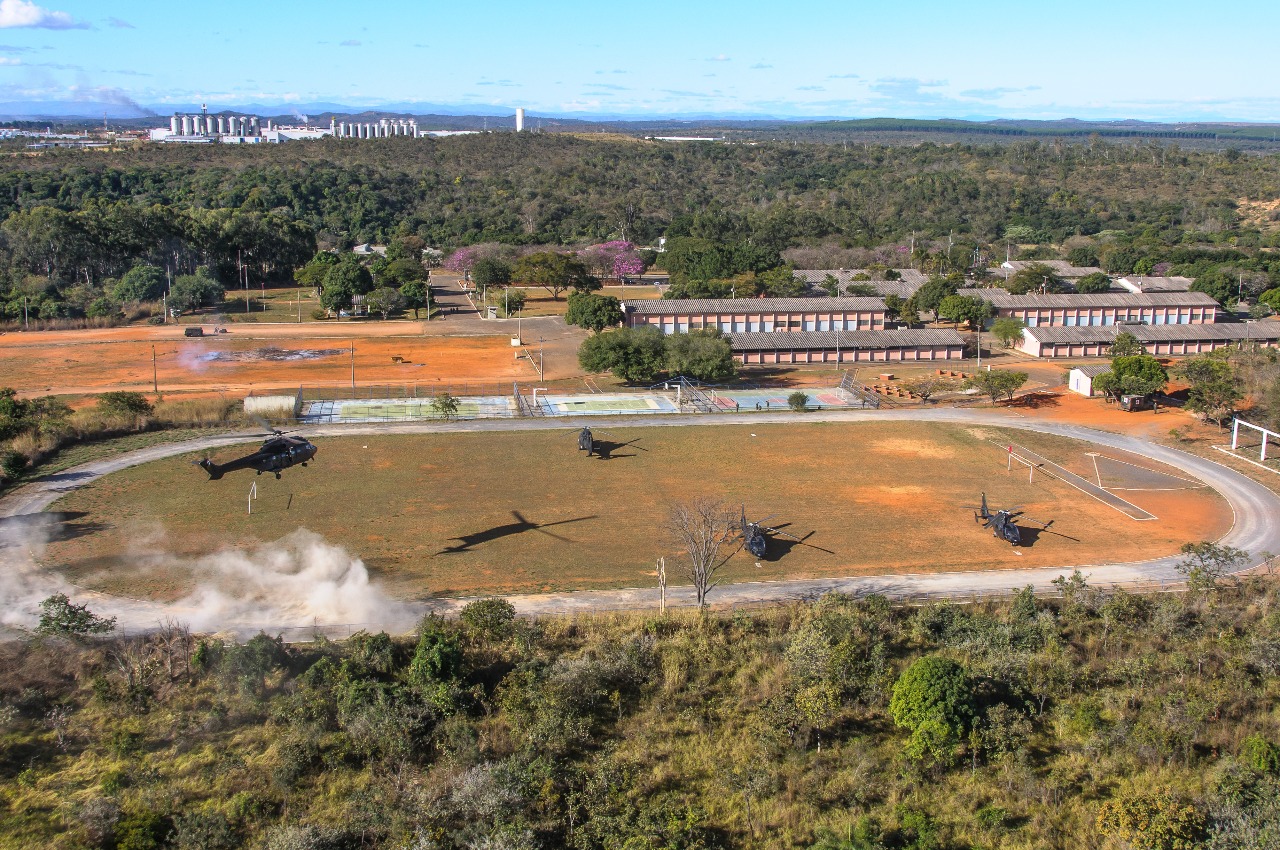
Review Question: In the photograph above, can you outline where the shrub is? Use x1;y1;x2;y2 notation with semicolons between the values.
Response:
1241;734;1280;775
461;598;517;639
787;391;810;411
96;392;154;418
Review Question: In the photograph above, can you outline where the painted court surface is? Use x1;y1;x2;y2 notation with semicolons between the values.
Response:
304;397;517;422
42;422;1231;602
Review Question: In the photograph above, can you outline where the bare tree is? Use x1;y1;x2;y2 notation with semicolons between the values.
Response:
668;498;736;607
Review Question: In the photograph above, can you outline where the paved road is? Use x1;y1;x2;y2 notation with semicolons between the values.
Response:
4;409;1278;633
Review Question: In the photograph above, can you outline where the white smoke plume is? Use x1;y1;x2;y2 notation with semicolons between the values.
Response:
0;521;422;638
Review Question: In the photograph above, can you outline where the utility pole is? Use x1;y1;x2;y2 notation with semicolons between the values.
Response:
350;342;356;391
152;345;158;393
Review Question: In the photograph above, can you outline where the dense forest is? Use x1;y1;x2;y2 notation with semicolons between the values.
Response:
4;574;1280;850
0;134;1278;322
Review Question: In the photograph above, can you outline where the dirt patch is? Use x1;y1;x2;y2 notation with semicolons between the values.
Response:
0;333;540;396
870;438;956;459
198;347;347;363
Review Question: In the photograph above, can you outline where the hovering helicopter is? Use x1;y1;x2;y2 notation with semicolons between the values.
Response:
735;507;833;559
970;493;1067;547
194;418;317;480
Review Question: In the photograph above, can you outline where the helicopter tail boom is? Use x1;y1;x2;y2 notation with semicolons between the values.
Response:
194;458;224;480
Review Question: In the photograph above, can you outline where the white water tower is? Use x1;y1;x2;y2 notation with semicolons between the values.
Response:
515;107;525;132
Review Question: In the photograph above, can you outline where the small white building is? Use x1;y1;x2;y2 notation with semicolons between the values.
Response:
1068;364;1112;396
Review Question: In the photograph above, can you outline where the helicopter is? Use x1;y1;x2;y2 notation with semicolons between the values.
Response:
194;418;317;480
735;507;833;559
573;426;645;459
970;493;1066;547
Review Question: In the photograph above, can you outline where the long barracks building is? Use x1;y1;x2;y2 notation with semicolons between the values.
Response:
728;329;966;364
621;297;887;333
959;289;1219;327
1017;322;1280;358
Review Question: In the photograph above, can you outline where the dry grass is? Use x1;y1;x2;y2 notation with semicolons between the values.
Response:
42;422;1230;601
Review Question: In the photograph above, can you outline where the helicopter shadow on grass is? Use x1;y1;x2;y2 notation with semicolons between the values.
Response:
589;438;647;461
0;511;112;546
434;510;599;556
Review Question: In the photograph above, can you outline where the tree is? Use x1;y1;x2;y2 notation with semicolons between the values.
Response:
431;392;460;420
1067;246;1100;267
1175;541;1249;591
500;288;526;317
364;286;405;320
292;252;338;288
1173;355;1241;425
400;279;429;318
1004;263;1065;295
472;257;512;289
564;292;623;332
844;283;878;297
668;498;735;607
889;656;974;766
907;276;958;322
901;375;958;404
1259;288;1280;312
1097;792;1206;850
664;328;736;382
882;293;905;322
513;252;598;300
754;267;805;298
1075;272;1112;294
320;260;373;314
578;326;666;382
168;268;223;313
787;391;809;411
97;392;153;418
819;274;841;297
937;294;992;330
990;317;1026;347
1109;332;1146;357
1093;354;1167;402
112;264;166;303
36;593;116;637
378;257;427;287
964;370;1028;404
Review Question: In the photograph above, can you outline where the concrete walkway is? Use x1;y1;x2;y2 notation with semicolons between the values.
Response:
3;409;1278;634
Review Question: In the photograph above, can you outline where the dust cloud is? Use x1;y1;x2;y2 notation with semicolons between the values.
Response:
1;521;421;637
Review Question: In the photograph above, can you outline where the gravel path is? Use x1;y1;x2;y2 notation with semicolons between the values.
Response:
3;409;1277;633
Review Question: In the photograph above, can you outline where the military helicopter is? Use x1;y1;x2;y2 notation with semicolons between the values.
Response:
194;418;317;480
573;426;645;460
735;507;833;559
970;493;1065;547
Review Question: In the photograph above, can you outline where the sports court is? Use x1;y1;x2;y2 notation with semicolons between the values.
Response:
302;396;517;422
708;387;869;411
535;393;680;416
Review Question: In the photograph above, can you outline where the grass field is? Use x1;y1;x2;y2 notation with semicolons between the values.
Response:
42;422;1230;602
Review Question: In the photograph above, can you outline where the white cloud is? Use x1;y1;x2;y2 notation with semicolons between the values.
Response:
339;39;361;47
0;0;87;29
106;16;133;29
0;55;18;64
706;54;730;62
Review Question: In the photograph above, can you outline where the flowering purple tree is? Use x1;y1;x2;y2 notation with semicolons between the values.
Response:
443;247;479;275
581;241;646;280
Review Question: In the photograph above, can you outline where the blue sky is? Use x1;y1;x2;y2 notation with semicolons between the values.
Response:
1;0;1278;121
